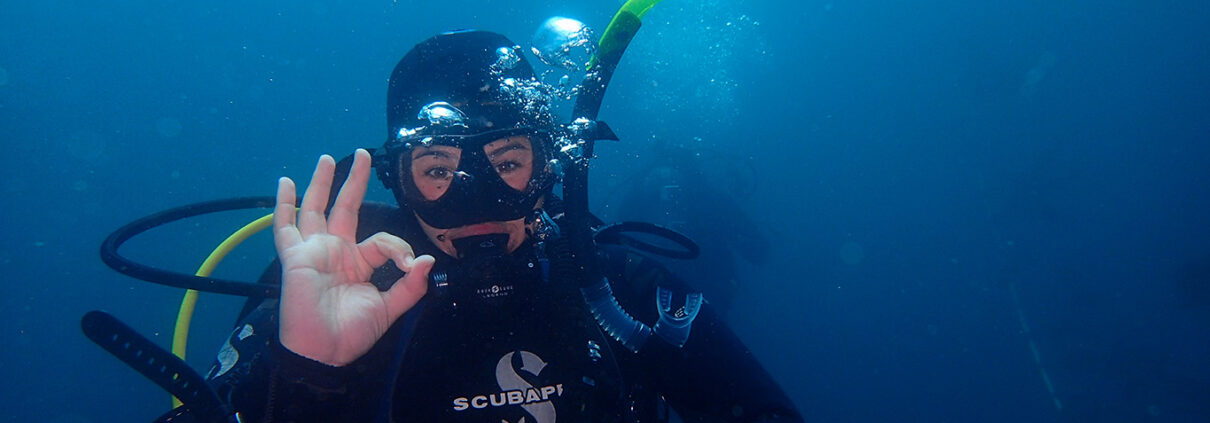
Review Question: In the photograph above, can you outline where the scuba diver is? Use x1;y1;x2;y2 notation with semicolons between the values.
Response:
616;141;770;317
197;30;800;423
79;26;798;422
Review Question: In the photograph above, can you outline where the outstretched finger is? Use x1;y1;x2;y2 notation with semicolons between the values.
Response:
298;155;336;238
328;149;371;242
273;177;302;253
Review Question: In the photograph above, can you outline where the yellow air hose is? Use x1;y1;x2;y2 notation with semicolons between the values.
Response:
171;212;277;408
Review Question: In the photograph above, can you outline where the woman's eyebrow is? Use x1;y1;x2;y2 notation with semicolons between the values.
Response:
413;149;455;160
486;141;530;159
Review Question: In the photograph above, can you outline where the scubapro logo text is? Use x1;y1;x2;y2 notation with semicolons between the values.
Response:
450;350;563;423
451;383;564;411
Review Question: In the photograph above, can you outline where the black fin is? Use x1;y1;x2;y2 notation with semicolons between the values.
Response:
81;311;232;422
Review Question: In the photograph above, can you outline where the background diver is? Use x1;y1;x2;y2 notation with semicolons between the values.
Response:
614;140;770;317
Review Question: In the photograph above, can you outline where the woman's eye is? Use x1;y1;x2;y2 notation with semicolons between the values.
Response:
425;167;452;179
495;161;520;173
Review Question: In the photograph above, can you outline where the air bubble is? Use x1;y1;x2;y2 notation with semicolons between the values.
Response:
491;46;521;74
531;17;596;72
417;102;467;128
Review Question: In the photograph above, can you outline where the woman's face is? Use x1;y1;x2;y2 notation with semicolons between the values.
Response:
409;136;536;257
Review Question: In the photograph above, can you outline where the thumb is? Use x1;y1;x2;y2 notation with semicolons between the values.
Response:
382;254;434;322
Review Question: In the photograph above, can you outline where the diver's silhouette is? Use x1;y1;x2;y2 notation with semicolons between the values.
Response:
616;142;769;317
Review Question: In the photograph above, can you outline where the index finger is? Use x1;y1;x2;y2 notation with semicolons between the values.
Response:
298;155;336;237
328;149;372;242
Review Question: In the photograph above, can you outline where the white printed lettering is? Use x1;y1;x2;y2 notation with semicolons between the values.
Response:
490;392;507;406
471;395;489;409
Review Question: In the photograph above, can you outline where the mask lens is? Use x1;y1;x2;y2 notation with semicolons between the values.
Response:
405;135;536;202
482;135;535;192
408;143;463;201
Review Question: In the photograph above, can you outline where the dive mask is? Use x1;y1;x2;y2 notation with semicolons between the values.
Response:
375;126;556;230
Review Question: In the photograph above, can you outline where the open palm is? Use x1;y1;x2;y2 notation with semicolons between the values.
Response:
273;149;434;366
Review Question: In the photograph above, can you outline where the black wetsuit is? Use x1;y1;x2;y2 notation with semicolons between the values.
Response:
202;203;800;423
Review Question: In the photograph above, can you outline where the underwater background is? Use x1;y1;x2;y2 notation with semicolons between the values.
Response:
2;0;1208;422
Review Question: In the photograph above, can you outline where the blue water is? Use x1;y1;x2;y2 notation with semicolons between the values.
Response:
2;1;1208;422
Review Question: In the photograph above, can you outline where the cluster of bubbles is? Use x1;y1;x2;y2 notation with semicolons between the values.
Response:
491;46;521;71
489;45;556;128
531;17;596;72
530;17;598;102
557;117;599;165
499;75;554;125
476;17;608;168
527;17;605;164
493;63;589;167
